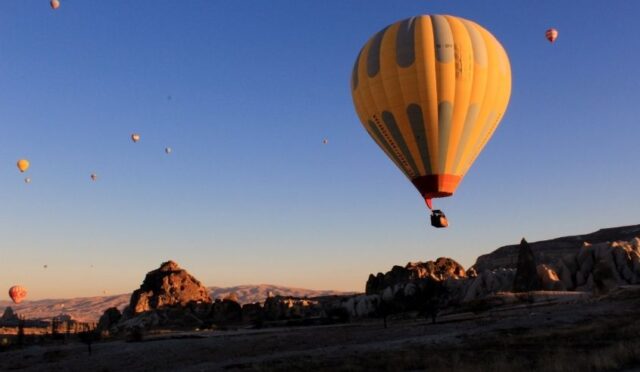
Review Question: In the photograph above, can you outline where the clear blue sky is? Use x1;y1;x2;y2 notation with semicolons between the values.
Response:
1;1;639;299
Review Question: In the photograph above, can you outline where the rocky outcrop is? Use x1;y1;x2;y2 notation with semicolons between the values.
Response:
1;307;19;322
97;307;122;334
457;268;516;303
127;260;212;315
366;257;465;295
210;299;242;323
473;225;640;272
537;264;565;291
552;238;640;292
513;239;542;292
263;296;322;320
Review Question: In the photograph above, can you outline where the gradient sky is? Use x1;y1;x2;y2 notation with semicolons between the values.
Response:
1;1;639;299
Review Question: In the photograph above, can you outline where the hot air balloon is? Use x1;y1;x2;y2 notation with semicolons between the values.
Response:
50;0;60;10
322;138;329;145
17;159;30;173
351;15;511;227
90;173;97;181
24;177;31;184
165;147;172;154
545;28;558;43
131;133;140;143
8;286;27;304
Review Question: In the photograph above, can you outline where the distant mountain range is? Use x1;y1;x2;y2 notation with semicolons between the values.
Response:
0;285;355;323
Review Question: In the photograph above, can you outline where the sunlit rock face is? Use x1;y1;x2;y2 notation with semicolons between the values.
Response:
127;260;212;315
537;264;565;291
366;257;466;295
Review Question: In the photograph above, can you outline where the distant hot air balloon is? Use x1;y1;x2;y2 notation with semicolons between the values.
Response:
50;0;60;10
8;286;27;304
165;147;172;154
43;264;48;269
131;133;140;143
545;28;558;43
17;159;30;173
90;173;97;181
24;177;31;184
322;138;329;145
351;15;511;227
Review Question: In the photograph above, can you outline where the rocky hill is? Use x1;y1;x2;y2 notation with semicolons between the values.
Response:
472;224;640;272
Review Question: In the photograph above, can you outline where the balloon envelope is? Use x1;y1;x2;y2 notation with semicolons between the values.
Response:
91;173;97;181
165;147;172;154
50;0;60;10
546;28;558;43
131;134;140;143
351;15;511;205
17;159;30;173
24;177;31;184
8;286;27;304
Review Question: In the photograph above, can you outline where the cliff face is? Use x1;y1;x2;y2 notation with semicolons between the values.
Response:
472;225;640;272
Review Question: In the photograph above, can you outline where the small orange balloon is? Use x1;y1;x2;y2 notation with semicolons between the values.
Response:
546;28;558;43
17;159;30;173
50;0;60;10
131;133;141;143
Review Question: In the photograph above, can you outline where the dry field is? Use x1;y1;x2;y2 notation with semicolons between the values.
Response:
1;287;639;371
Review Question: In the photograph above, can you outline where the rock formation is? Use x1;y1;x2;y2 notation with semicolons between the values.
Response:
473;224;640;272
263;296;322;320
127;260;212;315
97;307;122;334
553;238;640;292
209;298;242;324
513;239;542;292
366;257;465;295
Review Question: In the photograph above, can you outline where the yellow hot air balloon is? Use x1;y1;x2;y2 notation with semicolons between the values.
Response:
351;15;511;227
17;159;30;173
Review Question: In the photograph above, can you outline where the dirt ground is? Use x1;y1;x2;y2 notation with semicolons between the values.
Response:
1;287;639;372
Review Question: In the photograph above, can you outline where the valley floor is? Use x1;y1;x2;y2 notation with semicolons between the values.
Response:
1;287;640;371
